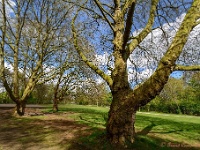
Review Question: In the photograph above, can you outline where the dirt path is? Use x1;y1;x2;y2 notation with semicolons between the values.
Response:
0;108;93;150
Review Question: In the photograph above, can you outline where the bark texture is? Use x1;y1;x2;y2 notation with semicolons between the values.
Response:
53;98;59;112
14;100;27;116
107;89;137;145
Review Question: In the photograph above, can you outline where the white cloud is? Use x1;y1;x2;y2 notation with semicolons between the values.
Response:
42;64;56;74
95;53;107;65
95;52;113;75
4;62;13;71
128;12;200;85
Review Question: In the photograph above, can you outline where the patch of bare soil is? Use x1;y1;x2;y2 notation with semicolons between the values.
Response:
0;108;93;150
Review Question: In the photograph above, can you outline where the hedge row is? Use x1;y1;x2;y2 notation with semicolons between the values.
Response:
140;101;200;116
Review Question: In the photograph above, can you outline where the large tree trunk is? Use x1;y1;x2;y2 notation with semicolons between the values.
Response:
14;100;26;116
106;89;137;146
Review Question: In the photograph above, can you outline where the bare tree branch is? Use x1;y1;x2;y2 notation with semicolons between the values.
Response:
121;0;135;16
127;0;159;54
71;10;113;87
114;0;120;9
123;1;136;49
174;65;200;71
93;0;114;31
94;0;114;20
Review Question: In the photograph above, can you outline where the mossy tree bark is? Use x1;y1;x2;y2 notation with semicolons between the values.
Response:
107;89;137;144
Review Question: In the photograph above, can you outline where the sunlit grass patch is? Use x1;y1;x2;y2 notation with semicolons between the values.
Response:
47;104;200;149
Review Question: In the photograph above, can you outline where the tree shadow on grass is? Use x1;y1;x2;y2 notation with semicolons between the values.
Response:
67;128;199;150
68;115;200;150
137;121;156;135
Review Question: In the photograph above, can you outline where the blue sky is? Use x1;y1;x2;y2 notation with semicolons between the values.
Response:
1;0;197;88
170;71;184;78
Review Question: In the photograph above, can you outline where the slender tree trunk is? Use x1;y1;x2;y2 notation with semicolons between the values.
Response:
106;89;137;146
53;98;59;112
53;77;60;112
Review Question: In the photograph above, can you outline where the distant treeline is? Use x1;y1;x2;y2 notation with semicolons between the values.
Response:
140;72;200;116
1;72;199;116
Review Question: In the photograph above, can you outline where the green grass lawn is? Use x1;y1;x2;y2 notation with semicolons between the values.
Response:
1;104;199;149
44;104;200;149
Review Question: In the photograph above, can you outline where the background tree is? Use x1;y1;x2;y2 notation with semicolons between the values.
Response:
70;0;200;146
159;77;184;113
188;72;200;100
140;74;200;115
31;83;53;104
52;61;77;112
74;80;111;106
0;0;72;115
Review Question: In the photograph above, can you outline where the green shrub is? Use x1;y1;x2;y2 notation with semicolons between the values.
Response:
140;99;200;116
